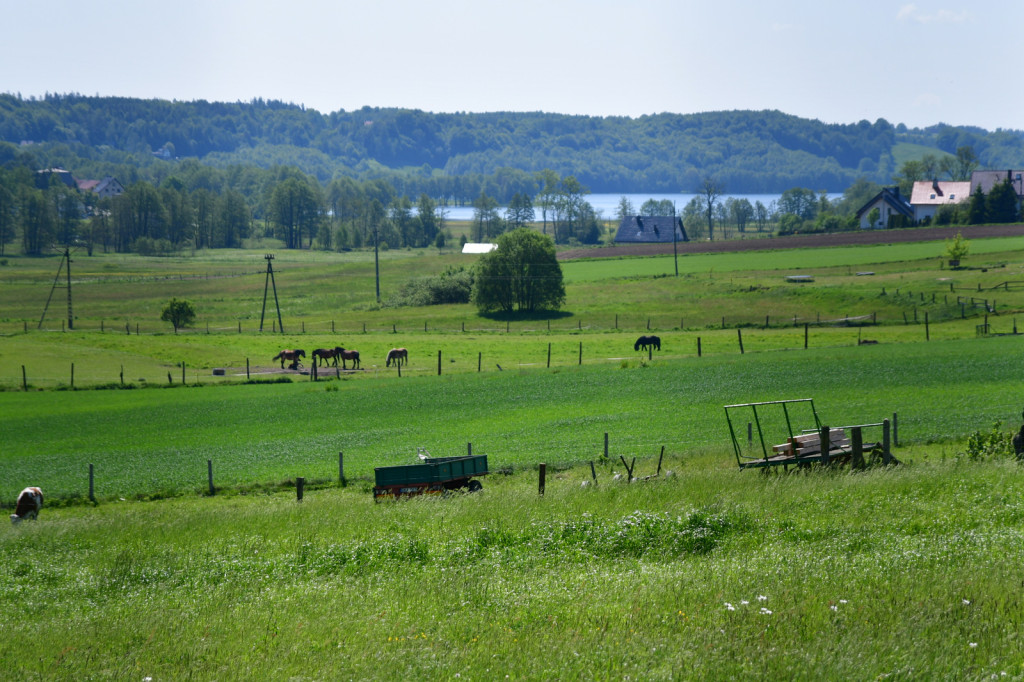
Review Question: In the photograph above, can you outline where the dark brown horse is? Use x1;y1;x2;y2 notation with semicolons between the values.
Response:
386;348;408;368
634;335;661;352
312;346;343;367
273;349;305;369
337;348;360;370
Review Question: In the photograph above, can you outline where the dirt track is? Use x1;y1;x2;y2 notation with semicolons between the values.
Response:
558;224;1024;260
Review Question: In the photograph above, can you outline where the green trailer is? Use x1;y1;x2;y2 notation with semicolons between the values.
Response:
373;454;489;500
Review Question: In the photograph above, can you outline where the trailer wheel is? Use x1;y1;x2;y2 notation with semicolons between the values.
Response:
468;479;483;492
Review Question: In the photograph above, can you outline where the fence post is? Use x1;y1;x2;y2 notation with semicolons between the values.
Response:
925;312;930;341
120;365;124;386
208;460;214;495
22;365;27;391
590;460;597;483
538;463;546;496
804;323;809;349
246;358;250;381
604;432;609;461
737;328;744;354
89;463;95;503
657;446;665;475
883;419;892;465
437;350;442;376
296;477;304;502
71;362;74;389
182;362;186;385
697;337;702;357
819;425;831;466
478;352;482;372
468;442;472;456
851;426;865;469
547;342;551;368
579;341;582;365
339;452;346;486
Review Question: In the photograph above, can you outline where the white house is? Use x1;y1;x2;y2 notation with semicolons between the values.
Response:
909;180;970;223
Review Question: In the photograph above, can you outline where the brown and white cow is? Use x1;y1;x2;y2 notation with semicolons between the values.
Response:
10;487;43;523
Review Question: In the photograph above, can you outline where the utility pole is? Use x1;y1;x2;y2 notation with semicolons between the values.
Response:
65;248;73;329
374;223;381;303
259;254;284;333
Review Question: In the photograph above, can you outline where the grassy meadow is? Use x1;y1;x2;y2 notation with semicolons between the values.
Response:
3;231;1024;679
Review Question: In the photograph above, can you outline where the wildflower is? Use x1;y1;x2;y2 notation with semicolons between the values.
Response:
962;599;971;605
969;642;978;648
760;608;772;615
740;600;749;605
839;599;848;604
757;595;767;601
724;602;735;611
830;605;838;612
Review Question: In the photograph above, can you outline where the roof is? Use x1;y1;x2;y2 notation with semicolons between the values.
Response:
910;181;971;206
461;243;497;254
76;179;100;192
971;169;1024;197
855;187;914;220
614;216;688;243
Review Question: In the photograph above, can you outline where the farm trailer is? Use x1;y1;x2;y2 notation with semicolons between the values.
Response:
373;454;488;500
725;398;895;470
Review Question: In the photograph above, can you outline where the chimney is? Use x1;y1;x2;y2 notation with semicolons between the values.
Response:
932;179;942;195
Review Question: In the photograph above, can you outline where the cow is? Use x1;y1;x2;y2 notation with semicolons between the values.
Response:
11;487;43;523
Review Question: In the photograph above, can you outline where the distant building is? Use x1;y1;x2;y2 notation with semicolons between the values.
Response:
35;167;76;190
909;180;970;223
76;175;125;199
614;216;688;243
462;243;497;254
856;187;914;229
971;169;1024;197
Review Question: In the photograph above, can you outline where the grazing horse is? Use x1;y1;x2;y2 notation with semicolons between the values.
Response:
272;349;305;369
337;348;360;370
386;348;408;368
11;487;42;524
312;346;343;367
634;335;661;352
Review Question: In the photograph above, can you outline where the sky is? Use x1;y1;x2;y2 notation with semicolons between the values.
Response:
2;0;1021;131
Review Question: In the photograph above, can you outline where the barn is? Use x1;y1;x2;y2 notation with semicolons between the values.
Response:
614;216;688;244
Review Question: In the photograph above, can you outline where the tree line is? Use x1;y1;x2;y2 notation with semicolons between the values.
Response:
3;93;1023;198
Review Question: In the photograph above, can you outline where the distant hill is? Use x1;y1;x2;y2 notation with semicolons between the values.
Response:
1;93;1022;196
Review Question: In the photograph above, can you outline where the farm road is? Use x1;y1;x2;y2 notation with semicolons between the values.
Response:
559;223;1024;260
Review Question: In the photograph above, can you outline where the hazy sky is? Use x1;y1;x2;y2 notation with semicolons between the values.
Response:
3;0;1020;131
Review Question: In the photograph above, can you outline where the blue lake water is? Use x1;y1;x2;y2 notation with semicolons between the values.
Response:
437;192;842;221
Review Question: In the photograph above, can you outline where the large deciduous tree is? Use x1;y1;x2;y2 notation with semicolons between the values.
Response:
698;177;723;241
472;228;565;314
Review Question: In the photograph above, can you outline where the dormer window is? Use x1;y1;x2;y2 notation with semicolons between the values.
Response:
930;194;936;199
950;194;956;200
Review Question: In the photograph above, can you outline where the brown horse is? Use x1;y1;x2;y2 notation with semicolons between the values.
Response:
312;346;343;367
272;349;305;369
386;348;408;368
337;348;360;370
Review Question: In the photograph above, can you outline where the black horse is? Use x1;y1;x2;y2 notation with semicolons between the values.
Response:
634;335;661;352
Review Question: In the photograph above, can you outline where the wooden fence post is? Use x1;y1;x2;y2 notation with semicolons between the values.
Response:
120;365;124;386
71;362;74;389
208;459;214;495
579;341;582;365
182;362;186;385
657;446;665;475
246;358;250;381
604;432;609;460
804;323;809;349
89;463;95;502
883;419;892;465
478;352;481;372
468;442;472;456
339;452;346;486
925;312;930;341
819;425;831;465
296;477;304;502
547;342;551;368
539;463;546;496
437;350;441;376
697;337;702;357
851;426;865;469
22;365;26;391
590;460;597;484
737;328;744;354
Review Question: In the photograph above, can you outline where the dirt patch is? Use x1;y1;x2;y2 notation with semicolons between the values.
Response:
559;224;1024;260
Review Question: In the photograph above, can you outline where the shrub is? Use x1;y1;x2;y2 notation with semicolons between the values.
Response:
961;421;1013;461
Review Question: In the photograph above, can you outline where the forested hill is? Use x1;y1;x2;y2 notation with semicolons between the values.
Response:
1;93;1023;194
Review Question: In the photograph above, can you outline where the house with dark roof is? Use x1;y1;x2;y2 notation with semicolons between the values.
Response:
614;216;688;243
971;169;1024;197
76;175;125;198
909;180;970;223
856;187;914;229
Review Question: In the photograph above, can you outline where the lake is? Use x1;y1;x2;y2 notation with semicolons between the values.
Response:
437;192;842;221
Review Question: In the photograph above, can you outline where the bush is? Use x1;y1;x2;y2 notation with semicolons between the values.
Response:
961;421;1013;461
385;266;474;307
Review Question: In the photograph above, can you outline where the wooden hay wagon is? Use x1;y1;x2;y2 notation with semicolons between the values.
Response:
725;398;895;471
373;453;488;500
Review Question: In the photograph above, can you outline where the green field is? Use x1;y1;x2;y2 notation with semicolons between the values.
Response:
3;236;1024;679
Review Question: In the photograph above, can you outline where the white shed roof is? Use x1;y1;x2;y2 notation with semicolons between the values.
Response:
462;243;497;254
